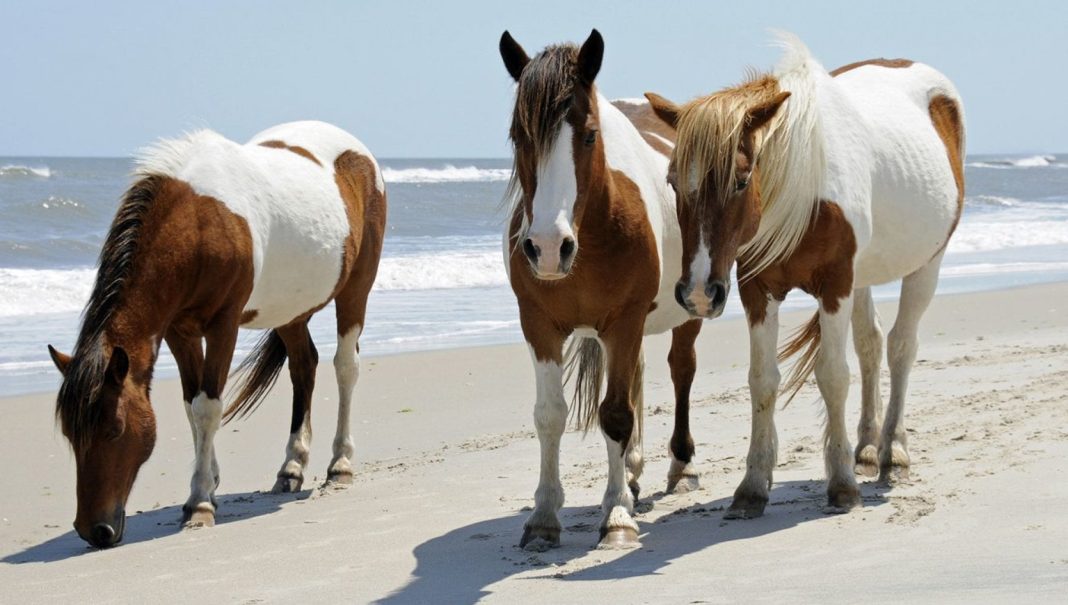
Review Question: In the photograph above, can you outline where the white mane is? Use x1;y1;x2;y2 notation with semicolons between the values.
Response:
133;129;227;179
738;31;828;281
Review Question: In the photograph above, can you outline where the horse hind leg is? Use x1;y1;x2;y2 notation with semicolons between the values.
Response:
666;319;701;494
273;321;318;493
881;251;944;483
327;270;375;486
851;287;884;477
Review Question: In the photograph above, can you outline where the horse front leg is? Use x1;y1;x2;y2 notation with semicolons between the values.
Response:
518;315;567;550
596;311;646;548
726;290;780;519
666;319;701;493
183;315;239;528
273;322;318;493
851;286;884;477
816;294;862;512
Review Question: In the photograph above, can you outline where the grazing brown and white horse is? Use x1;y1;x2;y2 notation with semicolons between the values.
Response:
47;121;386;547
646;33;964;517
499;30;704;549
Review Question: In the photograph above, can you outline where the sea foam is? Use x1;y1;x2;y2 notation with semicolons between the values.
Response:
0;164;51;178
381;165;511;183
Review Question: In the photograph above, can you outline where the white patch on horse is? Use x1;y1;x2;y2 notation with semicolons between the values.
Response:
329;325;362;479
136;121;376;329
686;234;714;315
526;123;578;276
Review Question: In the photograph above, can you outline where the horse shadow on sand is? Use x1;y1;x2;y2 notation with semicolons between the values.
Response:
377;479;893;604
1;489;312;564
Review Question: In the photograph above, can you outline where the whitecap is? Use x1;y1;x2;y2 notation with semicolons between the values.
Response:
381;165;511;184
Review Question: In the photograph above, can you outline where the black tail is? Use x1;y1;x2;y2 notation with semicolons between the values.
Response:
223;330;287;424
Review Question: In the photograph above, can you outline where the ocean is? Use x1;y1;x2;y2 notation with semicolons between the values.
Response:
1;154;1067;395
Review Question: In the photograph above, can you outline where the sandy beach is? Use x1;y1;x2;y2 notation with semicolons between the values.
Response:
1;281;1066;603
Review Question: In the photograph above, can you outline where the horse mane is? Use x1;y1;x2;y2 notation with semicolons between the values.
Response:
56;175;161;451
675;31;827;281
504;43;581;244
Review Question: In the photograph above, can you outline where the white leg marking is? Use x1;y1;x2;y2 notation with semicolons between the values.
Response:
274;409;312;492
600;434;639;545
185;392;222;521
329;325;362;480
816;294;860;509
882;252;943;478
521;353;567;549
851;286;884;474
731;297;781;514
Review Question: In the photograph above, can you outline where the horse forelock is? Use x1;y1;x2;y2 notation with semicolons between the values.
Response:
57;176;160;451
509;44;580;159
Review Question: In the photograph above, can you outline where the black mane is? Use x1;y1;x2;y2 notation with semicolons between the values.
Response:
56;176;159;450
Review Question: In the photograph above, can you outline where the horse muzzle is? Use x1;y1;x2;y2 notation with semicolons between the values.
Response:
675;278;729;319
522;233;577;280
75;507;125;548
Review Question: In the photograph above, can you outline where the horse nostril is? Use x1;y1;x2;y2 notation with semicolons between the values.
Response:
707;280;729;310
674;281;689;308
559;237;576;261
90;523;117;548
522;238;540;262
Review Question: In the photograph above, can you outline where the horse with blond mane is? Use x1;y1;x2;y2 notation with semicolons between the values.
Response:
646;33;964;517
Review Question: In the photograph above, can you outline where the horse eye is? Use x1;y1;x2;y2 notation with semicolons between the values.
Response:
584;129;598;147
735;176;749;192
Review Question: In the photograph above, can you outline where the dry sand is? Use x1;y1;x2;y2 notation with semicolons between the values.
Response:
1;282;1066;603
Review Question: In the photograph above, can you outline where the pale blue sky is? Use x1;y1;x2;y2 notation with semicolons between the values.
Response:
2;1;1065;157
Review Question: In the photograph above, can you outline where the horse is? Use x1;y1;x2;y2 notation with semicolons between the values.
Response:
46;120;387;547
645;33;964;517
499;29;705;549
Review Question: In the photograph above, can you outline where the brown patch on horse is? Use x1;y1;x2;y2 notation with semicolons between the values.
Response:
928;94;966;240
332;150;387;337
258;140;323;166
612;100;676;157
830;58;914;77
737;200;857;402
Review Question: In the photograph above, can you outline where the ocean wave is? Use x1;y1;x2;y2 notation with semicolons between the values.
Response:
374;249;507;290
0;267;95;317
941;261;1068;277
965;195;1022;208
967;155;1062;169
0;164;52;178
381;165;511;184
948;220;1068;253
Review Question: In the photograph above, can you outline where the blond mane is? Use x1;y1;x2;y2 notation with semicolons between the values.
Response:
675;32;827;281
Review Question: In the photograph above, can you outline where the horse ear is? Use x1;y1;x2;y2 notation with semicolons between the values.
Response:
499;31;530;81
47;345;71;375
645;92;680;129
107;347;129;386
577;29;604;84
745;91;791;133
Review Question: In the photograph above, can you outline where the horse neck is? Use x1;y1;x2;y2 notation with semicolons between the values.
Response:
102;293;168;385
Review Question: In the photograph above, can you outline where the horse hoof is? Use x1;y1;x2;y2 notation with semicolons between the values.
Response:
272;474;303;494
519;525;560;551
879;464;910;485
597;526;640;549
326;471;354;487
666;473;700;494
725;492;767;520
854;445;879;477
182;504;215;528
825;483;861;514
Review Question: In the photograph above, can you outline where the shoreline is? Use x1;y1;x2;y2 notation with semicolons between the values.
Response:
4;274;1068;399
2;281;1066;601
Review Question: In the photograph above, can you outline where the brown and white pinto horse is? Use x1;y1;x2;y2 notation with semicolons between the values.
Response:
47;121;386;547
499;30;703;549
647;34;964;517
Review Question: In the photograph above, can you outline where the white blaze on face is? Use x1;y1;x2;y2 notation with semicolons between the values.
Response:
686;229;714;316
527;123;578;276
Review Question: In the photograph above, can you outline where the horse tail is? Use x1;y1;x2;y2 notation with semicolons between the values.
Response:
565;337;604;434
223;330;287;423
778;312;821;407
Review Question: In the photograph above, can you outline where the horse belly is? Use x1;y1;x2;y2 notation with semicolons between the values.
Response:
242;201;349;329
